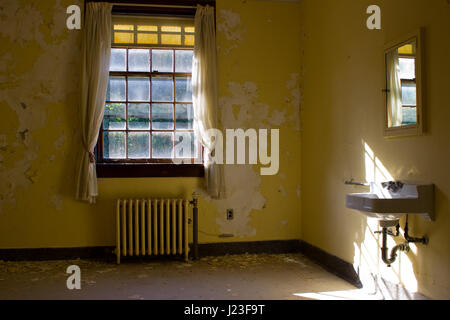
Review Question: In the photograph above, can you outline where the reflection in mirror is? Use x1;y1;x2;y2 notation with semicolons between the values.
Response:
384;29;423;137
386;41;417;128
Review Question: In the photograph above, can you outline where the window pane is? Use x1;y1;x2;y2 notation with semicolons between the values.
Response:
137;25;157;31
184;34;194;46
128;77;150;102
152;50;173;72
175;50;193;73
152;76;173;102
152;104;174;130
161;26;181;32
114;24;133;31
175;132;197;158
399;58;415;79
128;103;150;130
104;103;126;130
110;48;126;71
398;43;414;55
137;33;158;45
103;132;126;159
114;32;134;44
152;132;173;158
175;104;193;129
175;77;192;102
128;49;150;72
401;83;416;106
128;132;150;158
106;76;126;101
161;34;181;45
402;107;417;125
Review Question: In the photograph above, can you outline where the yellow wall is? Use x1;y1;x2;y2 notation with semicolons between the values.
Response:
0;1;301;247
300;0;450;299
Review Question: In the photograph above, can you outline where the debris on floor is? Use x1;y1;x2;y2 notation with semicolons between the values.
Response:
0;253;358;300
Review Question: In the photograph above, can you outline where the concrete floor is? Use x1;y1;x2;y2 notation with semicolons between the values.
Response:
0;253;380;300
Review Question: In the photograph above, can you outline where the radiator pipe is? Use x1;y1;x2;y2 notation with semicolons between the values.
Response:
190;193;199;260
381;227;409;267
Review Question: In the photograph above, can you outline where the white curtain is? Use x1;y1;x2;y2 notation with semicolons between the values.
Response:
386;49;403;127
76;2;112;203
193;5;225;199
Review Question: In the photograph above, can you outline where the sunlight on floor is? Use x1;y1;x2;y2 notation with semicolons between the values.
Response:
293;289;383;300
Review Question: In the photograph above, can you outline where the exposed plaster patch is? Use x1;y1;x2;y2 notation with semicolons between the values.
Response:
217;9;245;55
220;81;289;128
198;165;265;238
208;80;301;236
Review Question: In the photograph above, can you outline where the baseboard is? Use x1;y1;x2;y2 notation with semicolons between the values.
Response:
298;240;363;288
197;240;303;257
0;240;302;262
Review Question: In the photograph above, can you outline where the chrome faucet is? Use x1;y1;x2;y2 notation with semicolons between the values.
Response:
381;181;404;193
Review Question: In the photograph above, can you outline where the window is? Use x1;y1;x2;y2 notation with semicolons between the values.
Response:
96;15;203;177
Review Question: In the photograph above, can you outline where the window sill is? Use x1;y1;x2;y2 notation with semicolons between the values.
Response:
96;163;204;178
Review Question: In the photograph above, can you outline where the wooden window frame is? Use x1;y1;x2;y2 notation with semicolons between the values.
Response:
95;5;209;178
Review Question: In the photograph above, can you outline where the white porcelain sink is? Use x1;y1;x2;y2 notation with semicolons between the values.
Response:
346;182;434;226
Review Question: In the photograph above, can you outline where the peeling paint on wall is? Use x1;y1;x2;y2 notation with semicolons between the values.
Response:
199;165;266;238
0;0;80;214
1;0;302;248
217;9;245;55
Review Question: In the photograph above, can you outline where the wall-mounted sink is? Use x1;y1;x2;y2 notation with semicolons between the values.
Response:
346;182;434;227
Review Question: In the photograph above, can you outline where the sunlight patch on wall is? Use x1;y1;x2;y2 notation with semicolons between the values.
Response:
353;141;418;294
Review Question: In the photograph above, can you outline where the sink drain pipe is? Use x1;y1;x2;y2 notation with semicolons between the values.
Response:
381;227;410;267
381;215;429;267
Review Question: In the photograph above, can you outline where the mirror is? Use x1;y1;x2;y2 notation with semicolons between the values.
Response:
384;29;424;137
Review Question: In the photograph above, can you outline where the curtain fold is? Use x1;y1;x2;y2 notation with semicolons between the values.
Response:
76;2;112;203
192;5;226;199
386;49;403;127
